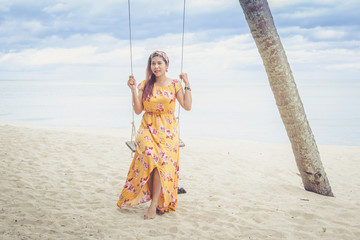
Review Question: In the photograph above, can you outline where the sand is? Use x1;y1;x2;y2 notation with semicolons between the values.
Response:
1;123;359;239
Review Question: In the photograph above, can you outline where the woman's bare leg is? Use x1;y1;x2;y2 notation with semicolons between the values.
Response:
147;170;154;197
144;168;161;219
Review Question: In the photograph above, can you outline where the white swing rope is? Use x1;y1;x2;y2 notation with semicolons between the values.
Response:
127;0;186;149
127;0;136;147
177;0;186;143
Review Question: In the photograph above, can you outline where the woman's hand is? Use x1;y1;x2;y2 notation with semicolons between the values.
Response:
127;75;137;92
179;73;190;87
128;75;144;114
177;73;192;111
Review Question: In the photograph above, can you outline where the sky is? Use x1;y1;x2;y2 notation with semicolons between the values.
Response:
0;0;359;84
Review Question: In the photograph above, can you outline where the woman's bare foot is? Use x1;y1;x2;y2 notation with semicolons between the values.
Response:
144;204;157;220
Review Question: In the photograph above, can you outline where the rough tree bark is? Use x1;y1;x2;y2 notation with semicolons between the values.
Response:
239;0;333;196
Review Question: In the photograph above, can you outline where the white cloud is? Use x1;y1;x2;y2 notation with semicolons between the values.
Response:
0;19;47;35
42;3;69;13
268;0;339;8
41;0;125;17
279;34;360;80
0;0;359;83
268;0;360;23
279;26;349;41
1;27;359;82
277;8;330;19
0;31;261;81
311;27;347;40
129;0;237;15
327;63;360;70
37;33;127;50
0;46;128;67
187;0;237;13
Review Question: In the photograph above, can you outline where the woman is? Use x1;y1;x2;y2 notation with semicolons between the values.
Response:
117;50;192;219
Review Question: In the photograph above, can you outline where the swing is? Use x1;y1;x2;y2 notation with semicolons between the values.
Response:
125;0;187;152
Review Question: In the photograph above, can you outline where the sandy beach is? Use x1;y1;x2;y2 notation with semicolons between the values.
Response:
1;123;359;239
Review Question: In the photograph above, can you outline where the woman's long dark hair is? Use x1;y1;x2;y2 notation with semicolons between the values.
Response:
142;52;168;102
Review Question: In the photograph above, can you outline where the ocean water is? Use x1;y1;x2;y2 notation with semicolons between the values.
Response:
1;79;359;146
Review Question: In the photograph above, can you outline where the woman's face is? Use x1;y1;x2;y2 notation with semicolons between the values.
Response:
151;56;167;77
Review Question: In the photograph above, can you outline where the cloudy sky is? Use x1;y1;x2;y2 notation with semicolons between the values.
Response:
0;0;359;83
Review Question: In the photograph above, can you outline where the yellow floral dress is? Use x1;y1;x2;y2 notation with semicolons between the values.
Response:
117;79;182;213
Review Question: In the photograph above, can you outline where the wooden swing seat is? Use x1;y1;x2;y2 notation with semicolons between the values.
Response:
125;141;137;152
126;139;185;153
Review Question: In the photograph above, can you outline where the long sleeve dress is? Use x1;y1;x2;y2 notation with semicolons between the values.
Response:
117;79;182;213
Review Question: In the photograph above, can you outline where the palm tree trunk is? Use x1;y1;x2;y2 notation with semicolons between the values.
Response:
239;0;333;196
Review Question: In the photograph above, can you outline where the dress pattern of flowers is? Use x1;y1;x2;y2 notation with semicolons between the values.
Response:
117;79;182;213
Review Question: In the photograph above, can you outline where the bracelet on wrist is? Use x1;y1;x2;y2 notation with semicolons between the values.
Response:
184;86;191;91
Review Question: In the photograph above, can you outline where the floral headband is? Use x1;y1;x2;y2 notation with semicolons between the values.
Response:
150;50;169;66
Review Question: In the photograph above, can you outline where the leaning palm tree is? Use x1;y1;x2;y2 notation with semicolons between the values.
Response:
239;0;333;196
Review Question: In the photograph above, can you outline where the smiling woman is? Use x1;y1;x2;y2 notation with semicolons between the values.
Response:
118;50;192;220
117;1;192;220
